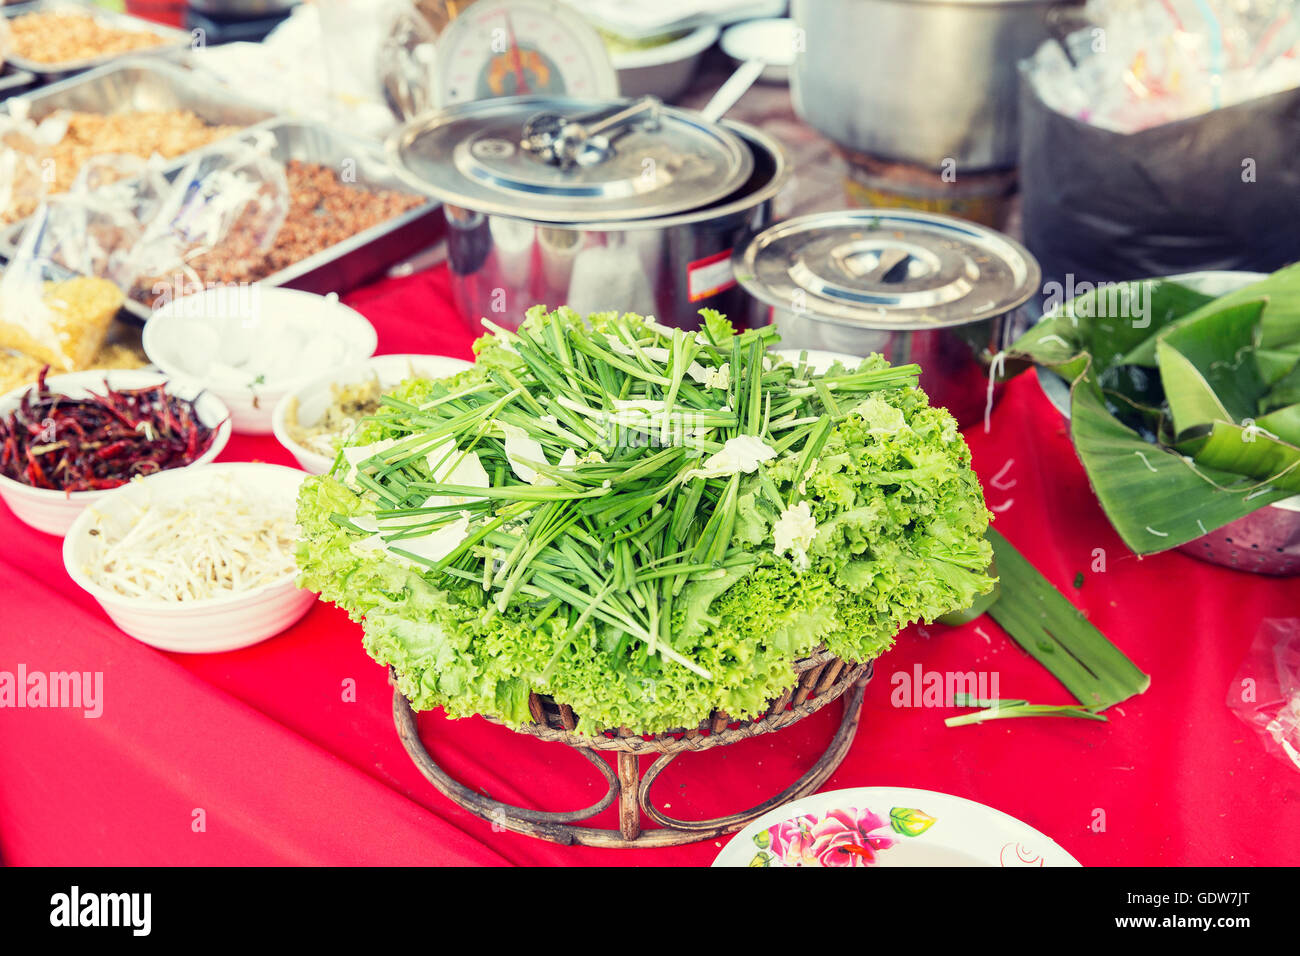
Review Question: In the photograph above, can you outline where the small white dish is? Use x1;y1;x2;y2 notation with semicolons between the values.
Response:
720;18;796;84
63;462;315;653
142;286;377;435
0;369;231;537
272;353;473;474
713;786;1081;867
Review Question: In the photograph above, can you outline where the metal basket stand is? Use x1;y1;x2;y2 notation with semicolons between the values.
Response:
392;654;872;848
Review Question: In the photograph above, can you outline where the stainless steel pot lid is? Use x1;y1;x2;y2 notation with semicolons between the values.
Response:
733;210;1041;330
386;95;753;223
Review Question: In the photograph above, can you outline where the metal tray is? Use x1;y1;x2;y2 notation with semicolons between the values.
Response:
0;57;278;257
2;1;193;81
0;56;275;126
0;67;37;99
223;119;444;302
5;118;445;323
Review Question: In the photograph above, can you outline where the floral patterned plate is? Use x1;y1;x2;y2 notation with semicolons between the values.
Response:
711;787;1081;867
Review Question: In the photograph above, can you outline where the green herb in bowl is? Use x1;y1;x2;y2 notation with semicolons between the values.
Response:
295;308;995;735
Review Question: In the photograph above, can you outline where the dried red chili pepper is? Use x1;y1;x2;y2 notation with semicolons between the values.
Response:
0;368;219;493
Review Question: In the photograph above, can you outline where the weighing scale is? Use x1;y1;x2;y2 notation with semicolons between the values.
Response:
430;0;618;106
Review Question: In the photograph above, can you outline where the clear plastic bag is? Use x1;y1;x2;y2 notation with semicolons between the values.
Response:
22;194;142;291
378;2;440;121
124;131;290;308
71;153;170;226
0;212;61;365
1026;0;1300;133
0;204;124;372
318;0;431;129
1228;618;1300;774
0;108;65;227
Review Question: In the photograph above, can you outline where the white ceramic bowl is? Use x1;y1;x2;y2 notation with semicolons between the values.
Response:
142;286;377;435
63;462;315;653
612;25;719;101
0;370;231;537
271;353;473;474
720;18;796;84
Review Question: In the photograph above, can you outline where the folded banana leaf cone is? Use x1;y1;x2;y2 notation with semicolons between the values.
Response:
1009;265;1300;558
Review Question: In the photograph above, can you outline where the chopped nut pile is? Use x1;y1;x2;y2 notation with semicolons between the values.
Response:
9;10;167;66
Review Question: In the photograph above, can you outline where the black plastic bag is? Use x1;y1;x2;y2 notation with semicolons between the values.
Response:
1019;78;1300;290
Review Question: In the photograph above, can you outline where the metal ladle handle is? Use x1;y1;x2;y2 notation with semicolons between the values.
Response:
520;96;662;168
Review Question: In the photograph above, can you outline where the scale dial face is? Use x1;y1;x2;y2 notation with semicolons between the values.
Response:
433;0;618;106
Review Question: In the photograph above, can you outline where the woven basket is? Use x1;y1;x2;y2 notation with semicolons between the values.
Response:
393;649;874;847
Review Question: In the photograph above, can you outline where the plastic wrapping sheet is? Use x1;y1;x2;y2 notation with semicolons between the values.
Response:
123;131;290;302
1229;619;1300;773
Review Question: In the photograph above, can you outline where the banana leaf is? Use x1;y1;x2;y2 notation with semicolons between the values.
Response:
1123;262;1300;366
1157;299;1266;427
1263;360;1300;413
1175;421;1300;494
985;529;1148;711
1157;342;1232;438
1010;268;1300;555
1259;404;1300;446
1069;370;1292;552
1018;279;1213;380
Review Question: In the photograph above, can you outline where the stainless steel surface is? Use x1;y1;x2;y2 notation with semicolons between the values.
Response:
789;0;1069;171
1177;501;1300;576
735;209;1039;427
5;119;443;325
1;56;275;127
521;96;662;169
223;119;443;303
1033;270;1300;576
735;209;1039;329
186;0;300;16
388;94;753;223
2;1;193;80
440;120;789;332
699;57;764;123
0;68;36;98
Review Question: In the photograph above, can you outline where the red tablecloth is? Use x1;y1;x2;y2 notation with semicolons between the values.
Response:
2;265;1297;866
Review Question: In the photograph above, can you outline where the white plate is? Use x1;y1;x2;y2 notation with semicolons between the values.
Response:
712;787;1081;867
63;462;315;653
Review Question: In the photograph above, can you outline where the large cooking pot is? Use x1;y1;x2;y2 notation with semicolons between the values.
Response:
733;210;1041;427
387;95;789;331
790;0;1073;170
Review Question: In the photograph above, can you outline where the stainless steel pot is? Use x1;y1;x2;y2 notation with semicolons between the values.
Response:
387;96;790;331
790;0;1073;171
734;210;1041;427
